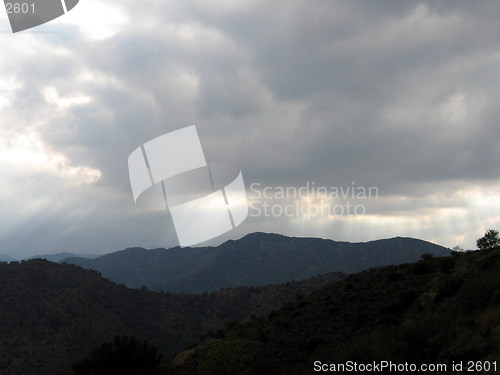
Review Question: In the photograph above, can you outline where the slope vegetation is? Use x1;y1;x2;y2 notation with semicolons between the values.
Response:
169;248;500;374
0;259;343;374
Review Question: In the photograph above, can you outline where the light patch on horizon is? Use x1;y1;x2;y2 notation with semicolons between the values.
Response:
286;210;473;249
245;182;500;249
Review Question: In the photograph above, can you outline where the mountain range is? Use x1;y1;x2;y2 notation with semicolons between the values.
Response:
27;252;100;263
1;233;494;375
63;232;450;293
0;253;100;263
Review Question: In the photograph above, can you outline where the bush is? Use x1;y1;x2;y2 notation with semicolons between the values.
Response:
196;341;256;375
72;335;164;375
440;258;456;273
411;262;432;275
420;253;434;261
386;271;403;282
476;307;500;337
435;278;463;303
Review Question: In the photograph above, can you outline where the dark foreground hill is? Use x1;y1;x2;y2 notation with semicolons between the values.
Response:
63;232;450;293
0;260;344;375
168;248;500;375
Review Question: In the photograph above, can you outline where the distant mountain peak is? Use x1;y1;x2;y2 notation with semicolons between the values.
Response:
240;231;288;239
121;247;148;253
236;232;292;244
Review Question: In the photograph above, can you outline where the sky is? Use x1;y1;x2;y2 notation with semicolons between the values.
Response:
0;0;499;258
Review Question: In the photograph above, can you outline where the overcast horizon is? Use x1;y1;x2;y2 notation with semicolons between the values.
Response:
1;0;500;258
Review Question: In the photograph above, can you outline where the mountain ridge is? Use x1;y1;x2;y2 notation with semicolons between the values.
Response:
63;232;450;293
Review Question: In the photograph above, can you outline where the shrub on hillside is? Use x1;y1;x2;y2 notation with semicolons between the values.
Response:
72;335;165;375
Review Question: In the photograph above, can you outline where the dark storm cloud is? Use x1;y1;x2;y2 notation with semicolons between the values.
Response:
217;0;500;191
53;0;500;194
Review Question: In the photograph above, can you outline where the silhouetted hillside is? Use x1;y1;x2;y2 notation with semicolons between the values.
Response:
0;259;344;374
63;233;450;293
169;248;500;374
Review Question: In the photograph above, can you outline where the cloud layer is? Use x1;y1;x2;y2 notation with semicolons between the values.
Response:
1;0;499;256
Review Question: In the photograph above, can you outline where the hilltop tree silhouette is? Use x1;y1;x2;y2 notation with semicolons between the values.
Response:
476;229;500;250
